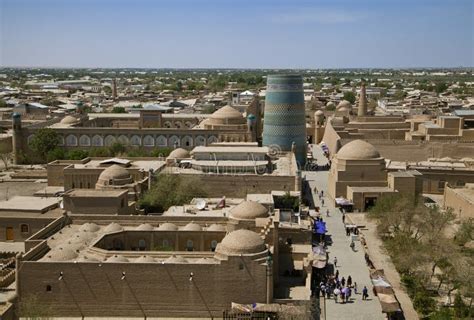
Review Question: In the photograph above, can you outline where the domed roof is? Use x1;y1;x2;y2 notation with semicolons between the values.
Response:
216;229;266;256
207;224;226;232
211;105;243;120
103;222;123;233
336;140;381;160
230;201;269;221
99;165;131;181
182;222;202;231
96;165;132;187
167;148;190;160
135;255;156;263
60;115;78;124
157;223;178;231
135;223;154;231
337;100;352;110
46;247;78;261
164;255;188;264
71;231;96;243
315;110;324;117
79;223;100;233
76;255;100;262
326;102;335;108
106;255;129;263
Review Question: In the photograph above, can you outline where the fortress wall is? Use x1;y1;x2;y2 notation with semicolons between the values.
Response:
18;257;267;318
179;173;297;198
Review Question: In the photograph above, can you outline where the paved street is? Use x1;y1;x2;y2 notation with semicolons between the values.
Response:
303;145;384;320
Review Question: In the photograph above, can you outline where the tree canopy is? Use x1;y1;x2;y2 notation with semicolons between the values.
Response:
343;91;356;104
29;128;60;161
139;174;207;213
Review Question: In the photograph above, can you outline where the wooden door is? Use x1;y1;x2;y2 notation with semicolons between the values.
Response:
6;227;14;241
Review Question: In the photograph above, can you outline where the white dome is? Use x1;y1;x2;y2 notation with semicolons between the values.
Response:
336;140;381;160
230;201;269;221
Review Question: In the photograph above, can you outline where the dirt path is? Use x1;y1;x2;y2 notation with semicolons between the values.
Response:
360;217;419;320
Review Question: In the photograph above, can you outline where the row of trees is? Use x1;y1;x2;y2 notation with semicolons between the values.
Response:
28;128;173;163
369;195;473;318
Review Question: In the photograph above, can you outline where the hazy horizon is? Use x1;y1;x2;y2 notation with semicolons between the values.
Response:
1;0;473;69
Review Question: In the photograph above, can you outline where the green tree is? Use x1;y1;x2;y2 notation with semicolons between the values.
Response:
67;149;89;160
111;106;126;113
46;148;66;162
0;98;7;108
343;91;356;104
150;147;173;158
89;147;113;157
139;174;207;213
29;128;60;161
109;142;126;156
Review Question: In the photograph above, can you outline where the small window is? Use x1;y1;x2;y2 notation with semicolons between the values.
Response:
138;239;146;251
46;285;52;292
20;224;29;233
121;199;125;208
186;240;194;252
210;240;218;252
239;263;244;270
163;239;169;248
438;180;446;189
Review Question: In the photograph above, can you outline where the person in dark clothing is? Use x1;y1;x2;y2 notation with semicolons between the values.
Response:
341;277;345;287
347;275;352;287
342;213;346;224
362;286;369;300
346;226;350;236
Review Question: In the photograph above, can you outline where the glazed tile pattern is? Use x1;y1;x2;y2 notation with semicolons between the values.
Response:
263;75;307;164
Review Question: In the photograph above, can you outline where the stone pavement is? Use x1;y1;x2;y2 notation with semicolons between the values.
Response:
303;146;384;320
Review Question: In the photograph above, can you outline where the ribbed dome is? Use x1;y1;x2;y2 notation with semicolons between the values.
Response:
230;201;269;221
211;105;242;120
164;255;188;264
182;222;202;231
337;100;352;111
103;222;123;233
207;224;226;232
157;223;178;231
337;140;381;160
167;148;190;160
96;165;132;187
135;223;154;231
135;255;156;263
60;115;78;124
106;255;129;263
216;230;266;256
326;102;335;108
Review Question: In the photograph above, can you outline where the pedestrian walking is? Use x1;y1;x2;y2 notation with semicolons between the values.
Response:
333;288;340;303
350;240;356;251
346;287;351;303
326;209;330;217
354;282;358;294
341;277;345;287
346;226;350;236
342;213;346;224
321;198;325;207
321;190;324;197
362;286;369;300
347;275;352;287
335;269;339;279
333;257;338;268
326;286;331;299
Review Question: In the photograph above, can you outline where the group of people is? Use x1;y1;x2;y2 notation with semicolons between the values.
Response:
314;272;370;303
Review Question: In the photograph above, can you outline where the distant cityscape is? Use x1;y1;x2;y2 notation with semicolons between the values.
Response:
0;65;472;319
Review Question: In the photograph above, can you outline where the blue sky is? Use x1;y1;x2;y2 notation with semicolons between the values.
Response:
0;0;472;68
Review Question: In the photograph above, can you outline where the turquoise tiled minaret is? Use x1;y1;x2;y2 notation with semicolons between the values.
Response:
262;74;307;164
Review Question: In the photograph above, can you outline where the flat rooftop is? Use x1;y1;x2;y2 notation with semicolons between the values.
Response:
192;146;269;153
65;189;128;197
0;196;60;213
